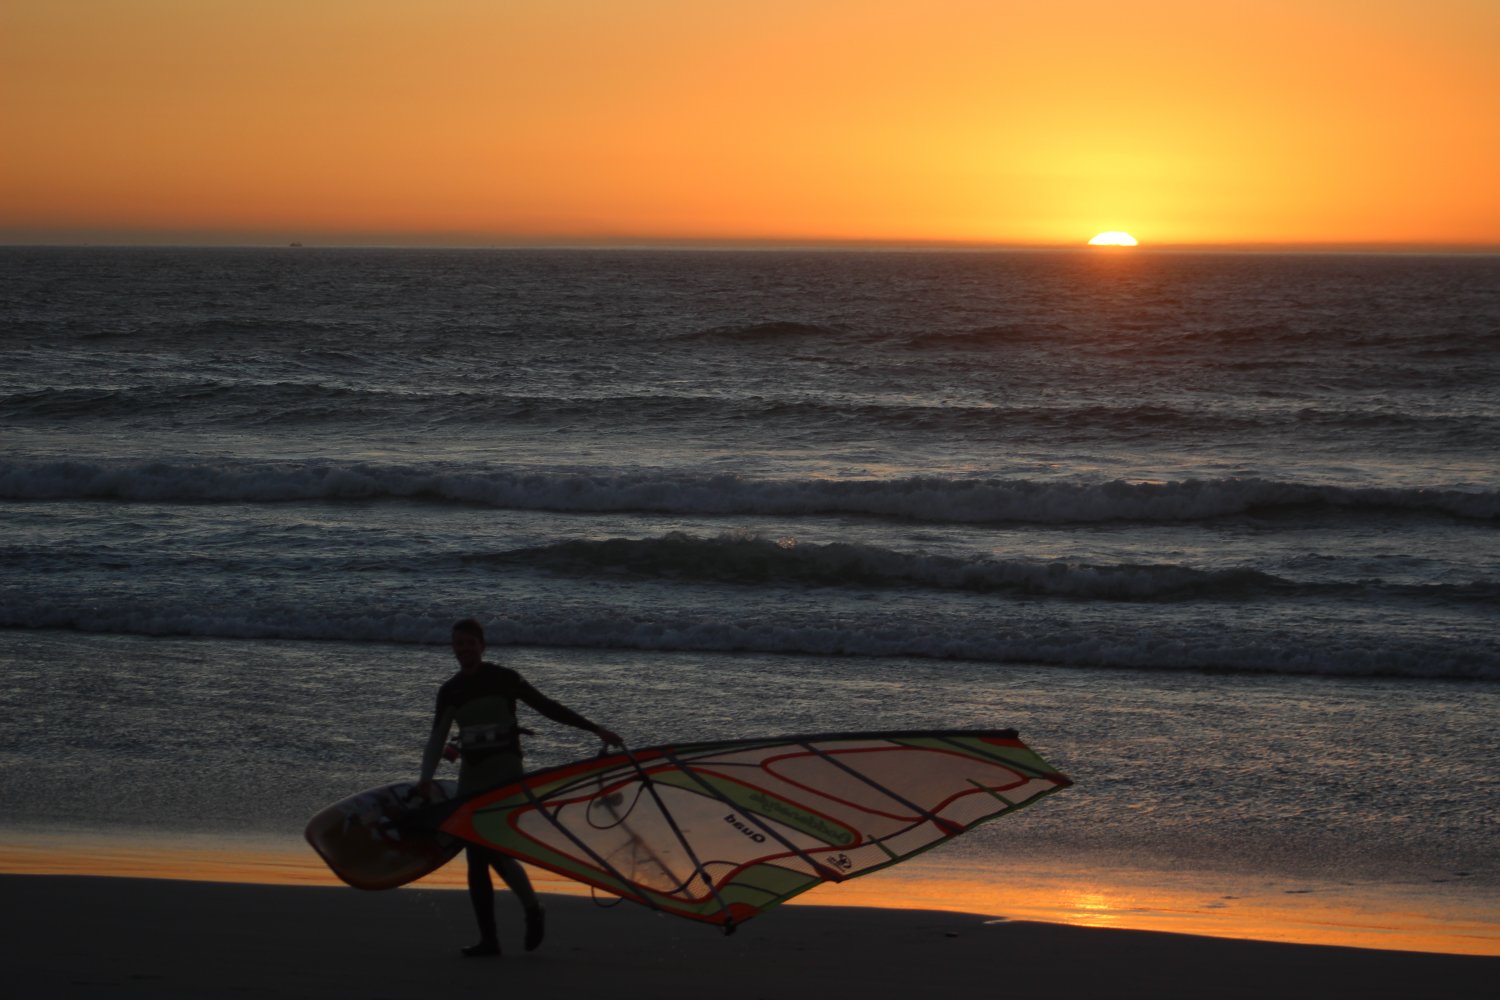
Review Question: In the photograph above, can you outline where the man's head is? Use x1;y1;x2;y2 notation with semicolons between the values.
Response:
451;618;485;670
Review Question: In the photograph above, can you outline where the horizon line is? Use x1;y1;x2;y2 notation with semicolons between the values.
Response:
4;235;1499;255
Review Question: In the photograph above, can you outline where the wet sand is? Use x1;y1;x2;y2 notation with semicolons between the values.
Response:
2;875;1494;1000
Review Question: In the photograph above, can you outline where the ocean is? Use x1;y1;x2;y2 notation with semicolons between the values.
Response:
1;247;1496;951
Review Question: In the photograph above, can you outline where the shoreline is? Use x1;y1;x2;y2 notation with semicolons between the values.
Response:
2;874;1495;1000
3;827;1496;958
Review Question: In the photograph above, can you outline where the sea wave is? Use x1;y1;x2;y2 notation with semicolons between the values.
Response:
6;383;1493;448
2;458;1495;522
673;321;845;343
488;533;1291;600
895;318;1500;354
483;533;1499;603
3;603;1492;681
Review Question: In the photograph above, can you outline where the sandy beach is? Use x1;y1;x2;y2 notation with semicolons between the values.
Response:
2;875;1493;1000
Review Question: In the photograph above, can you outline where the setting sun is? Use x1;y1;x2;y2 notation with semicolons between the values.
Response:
1;0;1496;248
1088;232;1139;247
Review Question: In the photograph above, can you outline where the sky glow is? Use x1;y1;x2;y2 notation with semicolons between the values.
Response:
2;0;1496;248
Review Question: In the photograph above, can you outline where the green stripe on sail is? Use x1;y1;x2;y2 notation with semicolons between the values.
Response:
647;770;858;846
894;735;1065;780
721;862;822;907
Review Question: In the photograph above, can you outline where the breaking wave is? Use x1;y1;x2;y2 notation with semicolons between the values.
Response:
489;533;1291;600
3;601;1493;681
484;533;1498;603
3;458;1494;522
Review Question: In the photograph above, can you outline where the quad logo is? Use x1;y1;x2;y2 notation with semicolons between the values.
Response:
723;812;767;843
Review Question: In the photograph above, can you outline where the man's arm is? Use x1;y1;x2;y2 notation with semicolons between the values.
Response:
417;704;455;791
516;680;622;746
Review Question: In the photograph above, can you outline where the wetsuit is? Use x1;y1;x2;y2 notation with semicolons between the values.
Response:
419;661;599;793
419;660;600;952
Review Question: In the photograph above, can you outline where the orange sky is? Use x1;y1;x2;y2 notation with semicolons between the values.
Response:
3;0;1497;248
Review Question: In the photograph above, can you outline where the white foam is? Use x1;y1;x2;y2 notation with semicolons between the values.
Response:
4;601;1492;681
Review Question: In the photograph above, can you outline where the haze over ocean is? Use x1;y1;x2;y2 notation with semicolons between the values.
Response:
2;247;1496;950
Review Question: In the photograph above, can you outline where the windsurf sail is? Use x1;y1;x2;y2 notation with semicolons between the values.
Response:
441;728;1070;931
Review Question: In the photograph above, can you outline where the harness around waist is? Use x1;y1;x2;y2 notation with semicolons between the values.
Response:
458;723;519;754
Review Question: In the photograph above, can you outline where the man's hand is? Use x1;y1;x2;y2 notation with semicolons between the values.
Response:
416;779;436;799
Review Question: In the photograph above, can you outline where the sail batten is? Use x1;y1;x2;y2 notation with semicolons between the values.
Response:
442;728;1071;928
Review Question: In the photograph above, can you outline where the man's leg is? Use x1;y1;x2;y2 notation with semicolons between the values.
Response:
491;855;545;951
462;845;501;956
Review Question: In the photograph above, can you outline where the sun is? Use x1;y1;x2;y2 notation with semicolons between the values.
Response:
1088;231;1138;247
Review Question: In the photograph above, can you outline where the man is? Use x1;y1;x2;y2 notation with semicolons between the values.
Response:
418;618;621;958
